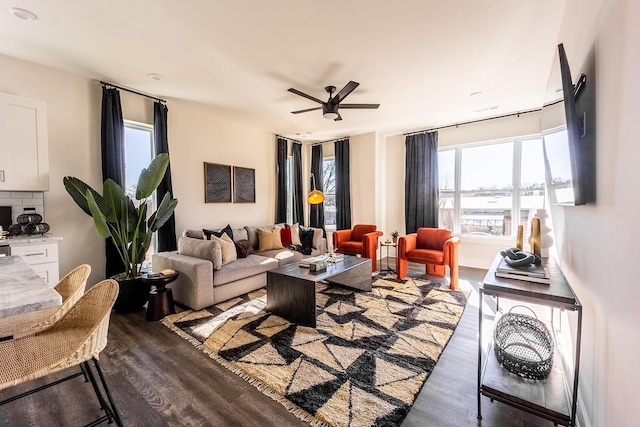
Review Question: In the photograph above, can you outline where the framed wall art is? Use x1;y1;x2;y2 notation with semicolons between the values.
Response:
204;162;232;203
233;166;255;203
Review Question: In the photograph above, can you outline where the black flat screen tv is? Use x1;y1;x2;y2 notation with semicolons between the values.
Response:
540;43;590;206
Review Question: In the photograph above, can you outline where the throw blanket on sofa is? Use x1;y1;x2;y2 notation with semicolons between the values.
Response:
290;226;315;255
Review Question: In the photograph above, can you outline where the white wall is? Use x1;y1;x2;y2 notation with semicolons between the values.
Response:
553;0;640;425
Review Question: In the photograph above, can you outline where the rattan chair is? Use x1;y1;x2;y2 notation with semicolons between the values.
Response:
0;279;123;426
0;264;91;339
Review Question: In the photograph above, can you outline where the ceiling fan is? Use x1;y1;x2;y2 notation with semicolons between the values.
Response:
288;81;380;121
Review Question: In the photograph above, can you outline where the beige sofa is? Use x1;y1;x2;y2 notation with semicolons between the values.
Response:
152;224;325;310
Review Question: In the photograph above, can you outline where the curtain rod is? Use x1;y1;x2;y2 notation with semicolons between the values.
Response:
276;135;302;144
404;107;542;137
313;136;350;145
100;81;166;104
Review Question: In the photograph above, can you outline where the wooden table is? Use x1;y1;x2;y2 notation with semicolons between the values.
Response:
0;255;61;319
266;255;372;327
142;271;179;321
477;253;582;426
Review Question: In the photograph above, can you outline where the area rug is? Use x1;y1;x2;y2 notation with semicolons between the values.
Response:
163;275;469;427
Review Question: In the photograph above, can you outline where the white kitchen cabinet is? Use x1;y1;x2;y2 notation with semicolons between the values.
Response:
10;241;59;286
0;93;49;191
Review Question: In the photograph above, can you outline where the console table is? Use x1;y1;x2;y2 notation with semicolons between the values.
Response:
477;253;582;426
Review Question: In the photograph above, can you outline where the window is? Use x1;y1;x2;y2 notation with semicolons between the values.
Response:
285;156;292;225
323;158;336;228
438;136;545;238
124;121;155;267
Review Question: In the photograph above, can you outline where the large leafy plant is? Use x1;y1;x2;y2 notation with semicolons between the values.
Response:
63;153;178;279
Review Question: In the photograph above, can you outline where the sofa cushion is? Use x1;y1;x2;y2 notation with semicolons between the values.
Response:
258;227;284;252
203;224;234;241
178;236;222;270
212;255;278;287
280;227;292;246
209;233;237;266
337;241;363;255
183;229;205;239
234;239;253;258
290;223;302;246
245;224;286;250
351;224;377;242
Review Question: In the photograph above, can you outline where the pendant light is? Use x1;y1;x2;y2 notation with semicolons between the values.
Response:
307;173;324;204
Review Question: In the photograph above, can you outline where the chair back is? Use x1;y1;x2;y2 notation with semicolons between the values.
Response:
47;279;119;359
417;228;452;250
351;224;377;241
50;264;91;324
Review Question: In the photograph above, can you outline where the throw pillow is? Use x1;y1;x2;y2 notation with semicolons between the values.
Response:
177;236;222;270
280;227;292;247
234;239;253;258
203;224;234;241
290;223;302;246
257;227;284;252
209;232;237;265
298;226;316;255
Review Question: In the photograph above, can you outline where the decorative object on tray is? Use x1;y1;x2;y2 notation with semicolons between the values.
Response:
529;217;541;256
497;248;550;284
325;240;339;263
493;305;554;379
308;259;327;272
515;225;524;250
8;207;50;236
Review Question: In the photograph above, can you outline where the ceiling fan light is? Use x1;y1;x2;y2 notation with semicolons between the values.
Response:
323;111;338;120
322;103;339;120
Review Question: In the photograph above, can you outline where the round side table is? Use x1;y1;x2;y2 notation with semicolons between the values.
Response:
142;271;179;321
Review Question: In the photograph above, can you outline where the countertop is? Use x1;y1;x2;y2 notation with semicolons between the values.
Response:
0;255;62;318
0;234;62;246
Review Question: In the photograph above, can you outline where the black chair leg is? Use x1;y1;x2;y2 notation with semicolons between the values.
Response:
92;358;124;427
82;361;108;412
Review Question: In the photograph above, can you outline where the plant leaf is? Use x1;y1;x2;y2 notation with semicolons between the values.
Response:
63;176;110;217
102;179;125;223
86;190;112;239
136;153;169;200
148;192;178;232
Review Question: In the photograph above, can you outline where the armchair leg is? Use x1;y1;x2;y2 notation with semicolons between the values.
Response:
426;264;446;277
449;262;459;290
397;258;408;279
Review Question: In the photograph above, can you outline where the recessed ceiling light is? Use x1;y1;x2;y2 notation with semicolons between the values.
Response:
148;73;164;81
9;7;37;21
470;92;483;98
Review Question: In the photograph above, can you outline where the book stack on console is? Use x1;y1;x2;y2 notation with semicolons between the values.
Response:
495;257;551;284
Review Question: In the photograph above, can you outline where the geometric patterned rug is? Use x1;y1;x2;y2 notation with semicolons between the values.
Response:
163;274;470;427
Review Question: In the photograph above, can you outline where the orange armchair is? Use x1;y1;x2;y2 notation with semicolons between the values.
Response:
396;227;461;289
333;224;383;272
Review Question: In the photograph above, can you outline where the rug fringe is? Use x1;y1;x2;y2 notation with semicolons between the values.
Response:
163;317;330;427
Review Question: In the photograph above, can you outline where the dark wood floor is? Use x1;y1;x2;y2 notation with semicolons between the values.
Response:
0;261;556;427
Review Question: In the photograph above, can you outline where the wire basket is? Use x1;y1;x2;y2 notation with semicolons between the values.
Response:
493;305;554;380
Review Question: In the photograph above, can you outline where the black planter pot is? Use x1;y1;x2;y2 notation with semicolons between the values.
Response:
113;276;151;313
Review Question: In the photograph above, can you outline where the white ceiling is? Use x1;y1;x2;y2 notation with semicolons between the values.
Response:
0;0;566;142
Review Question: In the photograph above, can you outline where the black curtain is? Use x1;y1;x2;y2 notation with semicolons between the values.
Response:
405;131;439;234
275;137;288;224
153;101;177;252
309;144;325;234
291;142;304;225
335;138;352;230
100;86;125;278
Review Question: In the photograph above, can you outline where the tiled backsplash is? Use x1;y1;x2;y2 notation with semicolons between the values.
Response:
0;191;45;225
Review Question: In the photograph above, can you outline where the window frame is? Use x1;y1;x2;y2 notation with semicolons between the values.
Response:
323;156;336;230
439;134;544;239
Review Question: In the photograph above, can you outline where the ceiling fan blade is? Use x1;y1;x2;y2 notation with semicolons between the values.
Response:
339;103;380;109
291;106;323;114
331;81;359;104
288;88;325;105
334;113;342;121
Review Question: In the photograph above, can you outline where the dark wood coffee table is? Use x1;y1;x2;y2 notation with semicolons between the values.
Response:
266;255;372;327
